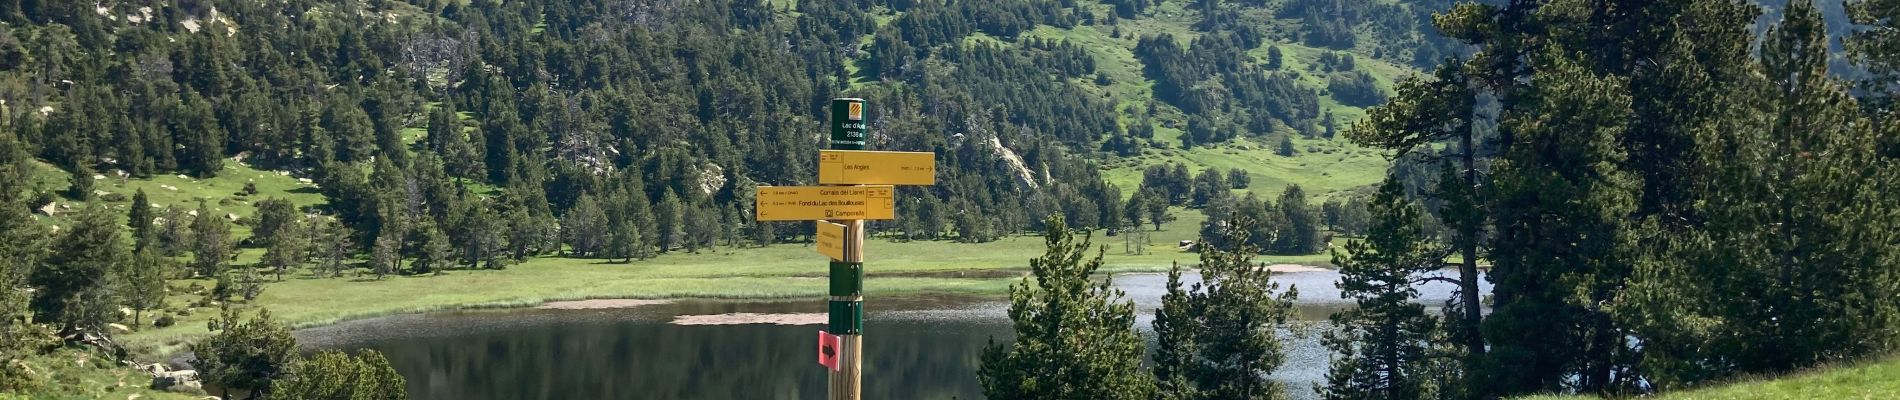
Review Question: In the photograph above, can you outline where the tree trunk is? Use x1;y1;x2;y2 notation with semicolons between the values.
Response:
1459;116;1487;358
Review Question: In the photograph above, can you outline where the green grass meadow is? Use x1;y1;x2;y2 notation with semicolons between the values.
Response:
1517;356;1900;400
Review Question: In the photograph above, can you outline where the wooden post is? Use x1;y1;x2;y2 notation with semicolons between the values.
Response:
827;98;866;400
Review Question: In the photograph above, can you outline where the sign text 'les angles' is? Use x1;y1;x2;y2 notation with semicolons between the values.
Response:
818;150;936;186
754;186;895;221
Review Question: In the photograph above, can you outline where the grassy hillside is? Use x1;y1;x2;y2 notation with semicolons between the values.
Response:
854;0;1412;200
1519;355;1900;400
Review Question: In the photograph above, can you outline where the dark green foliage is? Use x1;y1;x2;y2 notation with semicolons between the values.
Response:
1329;71;1387;107
1617;1;1900;389
411;219;454;275
1153;218;1298;399
0;129;44;387
62;163;92;200
190;201;234;278
370;231;399;279
261;213;306;282
1347;61;1488;378
1227;169;1250;189
1139;163;1193;206
0;0;1134;256
978;216;1154;399
1482;53;1641;395
310;217;356;278
1323;195;1374;237
1273;185;1323;254
1136;32;1319;135
29;203;124;333
1320;178;1442;400
192;308;297;400
655;190;684;253
562;194;609;258
154;206;192;257
250;198;299;248
271;350;408;400
1189;168;1228;208
174;92;224;178
1848;0;1900;103
128;189;153;250
117;247;170;328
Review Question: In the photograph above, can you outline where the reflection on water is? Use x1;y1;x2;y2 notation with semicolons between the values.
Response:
301;270;1489;400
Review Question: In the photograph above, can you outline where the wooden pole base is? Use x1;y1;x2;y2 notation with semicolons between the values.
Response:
828;335;862;400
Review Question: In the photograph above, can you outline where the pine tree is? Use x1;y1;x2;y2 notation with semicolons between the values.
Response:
1153;217;1298;399
192;309;297;400
0;128;44;374
189;201;234;278
1320;177;1442;400
371;232;399;279
156;206;192;257
655;190;684;252
562;194;608;257
262;214;306;282
272;350;408;400
1151;262;1201;400
1618;0;1900;388
978;216;1154;399
413;219;455;275
251;197;300;247
1273;185;1323;254
1848;0;1900;105
63;162;93;200
174;92;225;178
29;202;125;333
311;217;356;278
129;189;154;250
118;247;170;328
1189;168;1228;208
1482;52;1642;395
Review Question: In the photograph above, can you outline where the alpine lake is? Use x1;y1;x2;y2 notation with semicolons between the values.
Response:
295;270;1490;400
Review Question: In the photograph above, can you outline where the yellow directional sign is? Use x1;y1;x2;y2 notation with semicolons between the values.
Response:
755;186;895;221
816;221;848;261
819;150;936;186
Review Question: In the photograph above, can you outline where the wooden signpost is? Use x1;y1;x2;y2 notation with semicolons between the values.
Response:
753;98;936;400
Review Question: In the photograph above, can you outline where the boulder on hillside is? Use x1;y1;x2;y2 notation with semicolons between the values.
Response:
152;369;205;395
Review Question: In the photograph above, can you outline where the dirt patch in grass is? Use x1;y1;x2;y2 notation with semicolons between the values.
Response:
1264;264;1332;273
538;299;674;310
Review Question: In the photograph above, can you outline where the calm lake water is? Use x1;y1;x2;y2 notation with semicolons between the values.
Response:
296;270;1490;400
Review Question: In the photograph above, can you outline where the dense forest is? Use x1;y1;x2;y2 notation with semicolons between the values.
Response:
984;0;1900;399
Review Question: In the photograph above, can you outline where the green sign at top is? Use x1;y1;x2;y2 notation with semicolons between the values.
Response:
830;98;866;150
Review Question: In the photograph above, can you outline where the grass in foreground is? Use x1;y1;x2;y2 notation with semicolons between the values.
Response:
2;348;199;400
1517;355;1900;400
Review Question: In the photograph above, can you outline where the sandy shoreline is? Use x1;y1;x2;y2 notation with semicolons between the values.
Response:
1263;264;1332;273
537;299;675;310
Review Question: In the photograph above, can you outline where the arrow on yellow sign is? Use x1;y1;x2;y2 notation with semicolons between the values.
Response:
755;186;895;221
818;150;936;186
